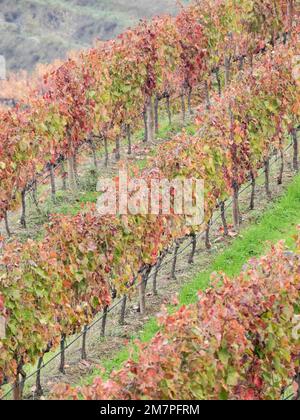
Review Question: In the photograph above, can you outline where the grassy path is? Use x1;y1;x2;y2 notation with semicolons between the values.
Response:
81;172;300;384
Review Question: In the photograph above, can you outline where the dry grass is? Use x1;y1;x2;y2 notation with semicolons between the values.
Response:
0;0;190;72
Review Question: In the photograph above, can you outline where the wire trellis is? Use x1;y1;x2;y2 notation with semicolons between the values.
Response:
1;81;206;240
0;138;296;400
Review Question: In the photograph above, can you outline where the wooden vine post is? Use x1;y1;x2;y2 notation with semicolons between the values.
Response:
49;163;56;203
4;211;11;237
59;334;66;375
277;148;285;185
119;295;127;326
166;95;172;125
171;241;180;280
204;80;211;110
214;67;222;97
143;108;148;143
20;189;27;229
145;96;155;143
13;359;26;401
29;179;41;215
81;325;88;360
89;139;98;170
101;306;109;338
264;157;272;199
115;136;121;161
127;124;132;155
220;201;229;236
292;129;298;172
154;95;160;134
61;161;67;191
138;266;151;315
68;155;78;192
229;107;240;231
36;357;44;398
73;151;80;186
225;56;231;87
103;136;109;167
232;179;240;231
153;251;166;295
181;91;186;124
205;219;212;250
250;171;256;210
188;232;197;264
187;86;193;115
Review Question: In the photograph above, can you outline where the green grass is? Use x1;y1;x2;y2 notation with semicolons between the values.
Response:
51;190;100;215
180;175;300;304
80;172;300;385
4;171;297;399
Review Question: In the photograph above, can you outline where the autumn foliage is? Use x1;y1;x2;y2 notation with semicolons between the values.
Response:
0;37;299;396
0;0;299;399
53;234;300;400
0;0;297;219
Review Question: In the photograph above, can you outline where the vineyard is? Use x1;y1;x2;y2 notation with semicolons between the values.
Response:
0;0;299;401
53;235;300;401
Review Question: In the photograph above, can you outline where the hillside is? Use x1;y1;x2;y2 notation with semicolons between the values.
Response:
0;0;298;402
0;0;189;73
